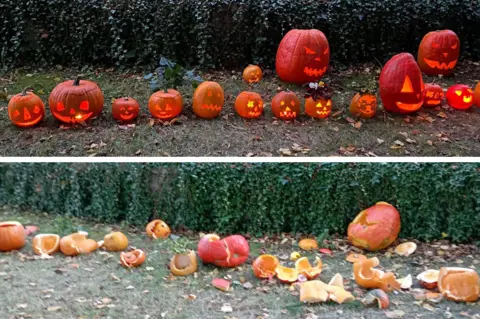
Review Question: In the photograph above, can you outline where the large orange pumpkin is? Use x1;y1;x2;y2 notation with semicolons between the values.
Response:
170;250;198;276
438;267;479;302
350;93;377;119
197;234;249;268
276;29;330;84
423;84;444;107
8;88;45;127
347;202;401;251
235;91;264;119
148;89;183;120
192;81;224;119
112;97;140;122
49;76;104;124
379;53;424;114
417;30;460;76
271;91;300;120
0;221;26;251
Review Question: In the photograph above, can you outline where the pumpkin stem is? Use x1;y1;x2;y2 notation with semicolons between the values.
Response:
21;87;34;95
73;76;81;86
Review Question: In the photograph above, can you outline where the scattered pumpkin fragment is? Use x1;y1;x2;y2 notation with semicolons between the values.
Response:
295;257;323;280
298;238;318;251
212;278;231;292
252;254;279;279
417;269;440;289
438;267;480;302
353;257;401;292
361;289;390;309
170;250;198;276
394;242;417;256
32;234;60;256
120;249;146;268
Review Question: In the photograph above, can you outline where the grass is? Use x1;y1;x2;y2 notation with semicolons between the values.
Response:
1;208;479;318
0;62;479;157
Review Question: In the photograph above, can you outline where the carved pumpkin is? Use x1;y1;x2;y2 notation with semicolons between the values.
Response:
276;29;330;84
446;84;474;110
350;93;377;118
275;265;299;283
112;97;139;122
8;88;45;127
353;257;401;292
243;65;263;84
271;91;300;120
60;232;98;256
348;202;401;251
298;238;318;251
379;53;424;114
146;220;171;239
192;81;224;119
305;97;331;119
438;267;479;302
32;234;60;256
120;249;146;268
252;254;279;279
417;30;460;76
170;250;198;276
197;234;249;268
295;257;323;280
423;84;444;107
235;91;263;119
100;232;128;252
148;89;183;120
0;221;26;252
475;82;480;107
49;76;104;123
417;269;440;290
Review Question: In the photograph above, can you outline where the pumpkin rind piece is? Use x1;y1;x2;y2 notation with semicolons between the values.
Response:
120;249;146;268
170;250;198;276
417;269;440;289
438;267;480;302
300;280;329;303
32;234;60;256
394;242;417;257
298;238;318;251
252;254;279;279
295;257;323;280
353;257;401;292
60;232;99;256
275;265;299;283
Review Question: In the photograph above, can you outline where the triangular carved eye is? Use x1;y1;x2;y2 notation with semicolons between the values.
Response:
304;47;315;55
79;101;89;111
13;110;20;117
316;102;323;108
33;105;41;114
326;100;332;107
455;90;462;96
451;43;458;49
401;76;414;93
56;102;65;111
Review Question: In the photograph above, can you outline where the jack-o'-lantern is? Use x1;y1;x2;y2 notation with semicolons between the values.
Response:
170;250;198;276
305;97;331;119
120;249;146;268
146;219;171;239
0;221;26;251
59;232;99;256
8;88;45;127
475;82;480;107
353;257;401;292
192;81;224;119
49;76;104;124
148;89;183;120
243;65;263;84
252;255;279;279
235;91;263;119
197;234;249;268
423;84;444;107
446;84;474;110
100;232;129;251
417;30;460;76
276;29;330;84
350;93;377;119
271;91;300;120
112;97;139;122
438;267;479;302
348;202;401;251
379;53;425;114
32;234;60;256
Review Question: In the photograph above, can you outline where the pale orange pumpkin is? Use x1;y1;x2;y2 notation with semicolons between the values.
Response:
0;221;26;251
438;267;479;302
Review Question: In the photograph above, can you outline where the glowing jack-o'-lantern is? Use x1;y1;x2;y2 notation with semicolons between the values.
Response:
350;93;377;119
148;89;183;120
271;91;300;120
446;84;474;110
235;91;263;119
49;76;104;124
8;88;45;127
112;97;140;122
379;53;425;114
243;65;263;84
193;81;224;119
276;29;330;84
305;97;331;119
475;82;480;107
417;30;460;76
423;84;444;107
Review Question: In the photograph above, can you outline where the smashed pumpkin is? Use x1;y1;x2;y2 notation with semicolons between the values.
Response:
146;220;171;239
197;234;249;268
101;232;129;251
60;232;99;256
170;250;198;276
32;234;60;256
120;249;146;268
361;289;390;309
417;269;440;289
438;267;480;302
300;279;354;304
353;257;401;292
252;254;279;279
275;265;299;283
298;238;318;251
0;221;26;252
295;257;323;280
394;242;417;257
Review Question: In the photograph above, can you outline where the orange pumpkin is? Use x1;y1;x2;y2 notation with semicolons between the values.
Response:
438;267;479;302
305;97;331;119
120;249;146;268
271;91;300;120
417;30;460;76
112;97;139;122
197;234;249;268
0;221;26;251
475;82;480;107
192;81;224;119
49;76;104;124
59;232;99;256
243;65;263;84
146;220;171;239
235;91;263;119
101;232;129;251
353;257;401;292
423;84;444;107
252;254;279;279
170;250;198;276
8;88;45;127
446;84;475;110
148;89;183;120
32;234;60;256
347;202;401;251
350;93;377;118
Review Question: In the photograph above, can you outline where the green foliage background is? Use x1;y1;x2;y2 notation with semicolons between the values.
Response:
1;0;479;69
0;163;478;242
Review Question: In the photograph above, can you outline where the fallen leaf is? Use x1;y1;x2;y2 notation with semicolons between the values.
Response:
47;306;62;312
221;303;233;313
386;310;405;318
376;138;384;145
319;248;333;256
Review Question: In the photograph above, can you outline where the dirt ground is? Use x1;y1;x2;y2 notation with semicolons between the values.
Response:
0;62;479;157
1;208;479;319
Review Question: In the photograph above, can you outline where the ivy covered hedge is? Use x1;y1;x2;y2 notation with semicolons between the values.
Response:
1;0;479;69
0;163;479;242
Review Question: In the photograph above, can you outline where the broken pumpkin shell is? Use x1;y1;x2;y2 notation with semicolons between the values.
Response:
295;257;323;280
298;238;319;251
300;280;329;303
212;278;231;291
290;251;301;261
275;265;299;283
396;274;413;289
416;269;440;289
101;232;129;252
325;285;355;304
170;250;198;276
60;232;99;256
345;253;367;263
252;254;279;279
146;219;171;239
328;273;344;288
32;234;60;256
120;249;146;268
394;242;417;257
353;257;401;292
438;267;480;302
361;289;390;309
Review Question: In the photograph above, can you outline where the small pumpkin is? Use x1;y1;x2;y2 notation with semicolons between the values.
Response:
192;81;224;119
298;238;318;251
0;221;26;252
350;93;377;118
235;91;264;119
120;249;146;268
271;91;300;120
417;30;460;76
295;257;323;280
148;89;183;120
446;84;474;110
353;257;401;292
32;234;60;256
438;267;479;302
60;232;99;256
8;88;45;127
112;97;140;122
252;254;279;279
423;84;444;107
197;234;249;268
243;65;263;84
49;76;104;124
146;220;171;239
170;250;198;276
305;97;331;119
101;232;129;252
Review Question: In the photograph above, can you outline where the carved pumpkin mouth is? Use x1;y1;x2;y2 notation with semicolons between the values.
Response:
12;106;43;125
154;111;173;119
280;111;297;118
361;107;374;114
304;66;327;77
395;101;423;111
119;113;135;120
54;112;94;123
201;104;222;111
463;95;473;103
316;110;330;116
426;100;442;105
423;58;457;70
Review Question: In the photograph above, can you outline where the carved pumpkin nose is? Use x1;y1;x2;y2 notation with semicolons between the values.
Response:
23;109;32;120
285;106;291;112
314;57;321;62
69;108;76;115
443;52;449;58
